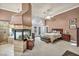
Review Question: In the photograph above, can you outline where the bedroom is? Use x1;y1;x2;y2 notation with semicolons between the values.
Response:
0;3;79;56
32;3;79;44
29;3;79;56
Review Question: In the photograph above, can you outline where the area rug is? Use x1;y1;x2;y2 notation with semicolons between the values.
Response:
62;50;79;56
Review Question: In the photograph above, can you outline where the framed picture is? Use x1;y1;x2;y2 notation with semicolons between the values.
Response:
69;18;77;29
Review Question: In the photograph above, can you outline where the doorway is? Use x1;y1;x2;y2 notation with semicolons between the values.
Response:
77;28;79;47
0;21;9;44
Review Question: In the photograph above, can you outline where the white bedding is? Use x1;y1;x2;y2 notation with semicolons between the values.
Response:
44;32;61;43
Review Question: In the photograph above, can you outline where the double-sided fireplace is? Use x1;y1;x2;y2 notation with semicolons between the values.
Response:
13;29;31;41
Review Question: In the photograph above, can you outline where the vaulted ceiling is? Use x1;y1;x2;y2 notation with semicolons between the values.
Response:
32;3;79;18
0;3;79;18
32;3;79;26
0;3;79;27
0;3;32;27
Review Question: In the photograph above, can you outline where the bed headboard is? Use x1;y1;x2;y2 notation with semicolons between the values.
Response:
52;29;63;34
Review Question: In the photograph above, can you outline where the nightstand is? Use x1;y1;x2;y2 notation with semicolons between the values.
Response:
62;34;71;41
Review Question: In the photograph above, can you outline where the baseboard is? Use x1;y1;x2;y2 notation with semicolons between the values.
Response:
71;40;77;43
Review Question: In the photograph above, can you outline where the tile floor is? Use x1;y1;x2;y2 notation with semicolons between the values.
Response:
15;37;79;56
0;37;79;56
0;44;14;56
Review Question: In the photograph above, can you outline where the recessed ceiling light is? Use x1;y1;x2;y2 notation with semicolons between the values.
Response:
45;16;51;19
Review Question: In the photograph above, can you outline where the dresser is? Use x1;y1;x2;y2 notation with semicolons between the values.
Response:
63;34;71;41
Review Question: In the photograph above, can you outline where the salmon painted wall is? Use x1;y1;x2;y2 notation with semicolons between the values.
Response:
23;10;32;26
0;9;15;21
10;3;32;27
10;15;23;25
46;7;79;41
22;4;32;27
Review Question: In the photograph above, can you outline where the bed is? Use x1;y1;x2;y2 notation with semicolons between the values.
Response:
44;29;63;43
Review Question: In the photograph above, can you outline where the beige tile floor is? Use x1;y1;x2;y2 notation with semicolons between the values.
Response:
15;37;79;56
0;37;79;56
0;44;14;56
